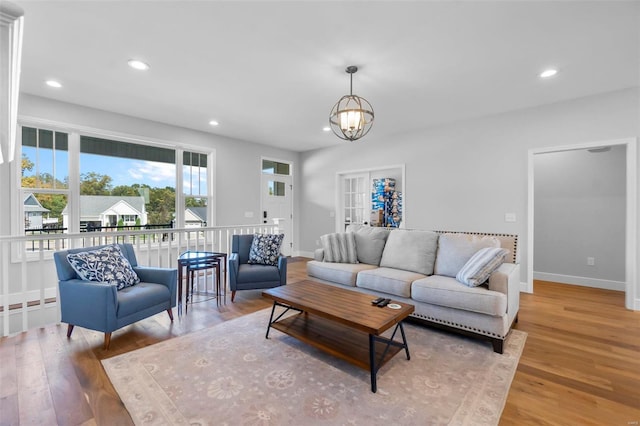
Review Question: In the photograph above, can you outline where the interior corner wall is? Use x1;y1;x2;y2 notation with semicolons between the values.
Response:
8;93;300;237
299;87;640;291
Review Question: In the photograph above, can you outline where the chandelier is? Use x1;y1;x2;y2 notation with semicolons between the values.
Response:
329;66;374;141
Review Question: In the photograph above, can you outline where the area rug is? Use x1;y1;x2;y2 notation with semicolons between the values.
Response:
102;309;526;425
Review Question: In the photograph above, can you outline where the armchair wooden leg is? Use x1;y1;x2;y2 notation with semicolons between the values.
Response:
103;332;112;350
231;291;236;302
167;308;174;321
66;324;74;338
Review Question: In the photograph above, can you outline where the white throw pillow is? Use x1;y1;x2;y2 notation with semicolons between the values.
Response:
434;233;501;277
456;247;509;287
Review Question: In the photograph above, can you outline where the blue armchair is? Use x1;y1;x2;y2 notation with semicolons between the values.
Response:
53;243;177;350
229;234;287;302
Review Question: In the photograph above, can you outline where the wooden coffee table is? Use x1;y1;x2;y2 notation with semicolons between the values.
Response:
262;280;415;392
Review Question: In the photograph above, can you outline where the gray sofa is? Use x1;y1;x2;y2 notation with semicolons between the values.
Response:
307;225;520;353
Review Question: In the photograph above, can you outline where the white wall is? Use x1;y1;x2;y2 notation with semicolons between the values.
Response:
534;146;626;288
299;88;640;301
8;93;300;232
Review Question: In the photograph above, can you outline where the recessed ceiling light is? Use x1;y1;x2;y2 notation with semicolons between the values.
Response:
209;120;219;126
45;80;62;88
322;127;331;132
540;68;558;78
128;59;150;71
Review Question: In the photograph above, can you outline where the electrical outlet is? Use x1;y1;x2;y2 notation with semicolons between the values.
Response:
587;257;595;266
316;240;320;246
504;213;517;223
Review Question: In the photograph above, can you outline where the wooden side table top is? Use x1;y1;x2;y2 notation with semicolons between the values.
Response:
263;280;414;335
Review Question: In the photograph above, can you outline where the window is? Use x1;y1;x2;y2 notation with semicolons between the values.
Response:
80;136;176;229
20;127;70;250
268;181;286;196
18;123;213;249
183;151;208;227
262;160;290;175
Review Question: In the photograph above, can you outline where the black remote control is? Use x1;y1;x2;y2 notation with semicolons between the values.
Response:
371;297;385;305
377;298;391;307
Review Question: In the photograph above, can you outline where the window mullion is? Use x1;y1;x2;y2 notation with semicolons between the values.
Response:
67;132;80;235
175;147;184;228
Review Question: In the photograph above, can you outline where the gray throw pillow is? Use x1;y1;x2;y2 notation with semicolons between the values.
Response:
434;233;501;277
353;226;391;265
379;229;439;275
320;232;358;264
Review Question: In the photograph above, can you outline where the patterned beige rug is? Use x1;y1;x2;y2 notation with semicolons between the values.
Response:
102;309;526;425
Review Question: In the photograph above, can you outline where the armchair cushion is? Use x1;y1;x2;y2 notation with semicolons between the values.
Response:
248;233;284;266
236;264;282;284
116;282;172;318
67;244;140;290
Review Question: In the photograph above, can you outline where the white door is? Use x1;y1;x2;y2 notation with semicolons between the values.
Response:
340;173;369;231
261;173;293;256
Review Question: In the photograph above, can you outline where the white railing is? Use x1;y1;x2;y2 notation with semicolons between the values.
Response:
0;223;278;337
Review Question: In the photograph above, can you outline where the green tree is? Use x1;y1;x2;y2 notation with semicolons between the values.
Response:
147;186;175;224
112;185;139;196
80;172;112;195
21;154;34;176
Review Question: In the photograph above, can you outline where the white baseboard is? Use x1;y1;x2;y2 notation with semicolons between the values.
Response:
519;282;531;293
533;271;625;291
295;250;314;258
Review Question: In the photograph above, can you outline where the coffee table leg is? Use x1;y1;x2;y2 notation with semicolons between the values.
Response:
265;302;277;339
399;322;410;360
369;334;377;393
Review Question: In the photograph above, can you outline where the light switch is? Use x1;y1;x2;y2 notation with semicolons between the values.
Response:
505;213;516;223
244;211;254;218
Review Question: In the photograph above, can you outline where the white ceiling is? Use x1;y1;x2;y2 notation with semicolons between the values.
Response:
15;1;640;152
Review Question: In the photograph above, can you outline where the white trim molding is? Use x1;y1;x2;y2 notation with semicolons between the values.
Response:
533;272;626;292
0;1;24;164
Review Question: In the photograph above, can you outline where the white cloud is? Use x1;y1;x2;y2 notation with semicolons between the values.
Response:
128;161;176;186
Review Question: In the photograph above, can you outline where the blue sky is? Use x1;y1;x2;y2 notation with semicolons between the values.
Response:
23;147;206;194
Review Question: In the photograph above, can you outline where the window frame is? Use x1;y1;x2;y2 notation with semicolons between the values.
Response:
13;117;216;259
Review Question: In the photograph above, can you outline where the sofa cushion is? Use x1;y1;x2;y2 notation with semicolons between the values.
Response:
412;275;507;316
434;233;500;277
456;247;509;287
67;244;140;290
379;229;439;275
352;226;391;265
320;232;358;264
306;260;378;287
236;264;282;284
356;267;426;298
248;233;284;266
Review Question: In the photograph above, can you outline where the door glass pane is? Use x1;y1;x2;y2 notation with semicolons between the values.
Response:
268;181;285;196
262;160;290;175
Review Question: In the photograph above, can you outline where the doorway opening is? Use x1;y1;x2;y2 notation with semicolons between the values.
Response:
527;138;637;310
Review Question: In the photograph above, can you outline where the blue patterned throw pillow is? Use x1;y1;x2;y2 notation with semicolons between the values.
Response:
67;244;140;290
248;234;284;266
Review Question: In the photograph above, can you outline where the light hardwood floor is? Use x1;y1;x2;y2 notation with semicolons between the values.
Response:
0;259;638;425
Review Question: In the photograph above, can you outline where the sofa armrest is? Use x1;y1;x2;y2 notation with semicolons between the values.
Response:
133;266;178;307
58;279;118;330
489;262;520;320
314;248;324;261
